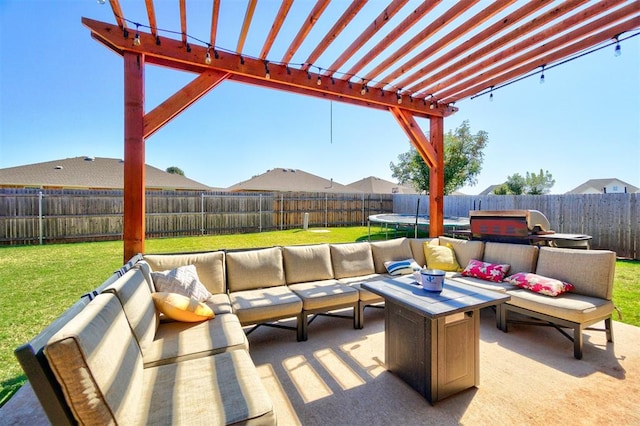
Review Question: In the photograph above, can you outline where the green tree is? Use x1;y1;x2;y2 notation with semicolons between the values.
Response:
166;166;185;176
389;120;488;194
495;169;555;195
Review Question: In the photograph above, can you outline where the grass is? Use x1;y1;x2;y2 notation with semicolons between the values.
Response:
1;227;638;407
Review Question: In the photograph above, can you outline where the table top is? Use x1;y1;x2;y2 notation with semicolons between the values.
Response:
362;275;510;319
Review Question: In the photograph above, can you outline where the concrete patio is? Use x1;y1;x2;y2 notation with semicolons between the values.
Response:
3;308;639;425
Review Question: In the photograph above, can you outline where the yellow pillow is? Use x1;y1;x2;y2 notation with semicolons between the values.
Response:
423;242;461;272
151;292;214;322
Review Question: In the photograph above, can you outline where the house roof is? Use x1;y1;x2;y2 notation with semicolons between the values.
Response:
478;184;504;195
346;176;417;194
0;156;213;191
227;168;358;193
566;178;639;194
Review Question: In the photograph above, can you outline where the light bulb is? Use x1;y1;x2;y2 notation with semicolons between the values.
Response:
317;76;322;86
540;73;545;84
205;51;211;64
133;33;141;46
361;86;367;95
614;42;621;57
490;92;494;102
397;94;402;104
265;70;270;80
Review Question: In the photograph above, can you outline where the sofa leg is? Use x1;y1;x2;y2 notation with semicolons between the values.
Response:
574;326;583;360
297;312;308;342
605;317;614;343
499;306;508;332
355;302;364;329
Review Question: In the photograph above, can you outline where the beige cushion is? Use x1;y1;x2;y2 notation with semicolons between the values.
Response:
226;247;285;292
204;293;234;315
438;236;484;270
409;238;436;267
535;247;616;299
283;244;334;284
483;242;539;274
506;289;614;324
144;251;226;295
229;285;302;325
288;280;359;310
137;350;276;425
45;293;143;425
142;313;249;367
330;242;375;278
370;238;414;273
102;268;159;352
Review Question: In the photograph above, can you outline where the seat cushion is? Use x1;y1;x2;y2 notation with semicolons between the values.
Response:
144;251;227;295
288;280;359;310
229;285;302;325
283;244;334;284
506;289;614;324
204;293;234;315
330;242;375;278
138;350;276;425
226;247;285;292
44;293;143;425
142;313;249;367
370;238;414;273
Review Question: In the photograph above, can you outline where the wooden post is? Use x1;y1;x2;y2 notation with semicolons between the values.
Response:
123;52;145;262
429;116;444;237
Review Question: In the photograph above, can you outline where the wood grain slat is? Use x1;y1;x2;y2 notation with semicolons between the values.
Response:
260;0;294;59
281;0;331;64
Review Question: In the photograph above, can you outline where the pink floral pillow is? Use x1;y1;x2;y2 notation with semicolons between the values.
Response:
461;259;510;282
504;272;575;297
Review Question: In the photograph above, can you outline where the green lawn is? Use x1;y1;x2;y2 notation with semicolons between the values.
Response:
1;227;638;407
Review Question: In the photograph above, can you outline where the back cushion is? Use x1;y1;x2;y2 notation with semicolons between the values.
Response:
438;236;484;271
370;238;414;274
103;268;159;351
484;242;539;275
144;251;226;295
283;244;334;284
44;293;143;425
409;238;437;267
330;242;375;278
226;247;285;292
535;247;616;299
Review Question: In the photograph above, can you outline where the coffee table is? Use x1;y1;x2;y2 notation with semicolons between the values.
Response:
362;275;509;403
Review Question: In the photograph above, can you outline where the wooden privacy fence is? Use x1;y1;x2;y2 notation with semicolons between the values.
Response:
0;189;392;245
394;193;639;260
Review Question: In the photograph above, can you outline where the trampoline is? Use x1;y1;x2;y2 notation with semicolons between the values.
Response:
368;213;470;240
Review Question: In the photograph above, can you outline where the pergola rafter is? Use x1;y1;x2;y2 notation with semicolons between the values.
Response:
83;0;640;261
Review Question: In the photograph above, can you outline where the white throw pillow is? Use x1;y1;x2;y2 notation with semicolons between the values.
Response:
151;264;212;302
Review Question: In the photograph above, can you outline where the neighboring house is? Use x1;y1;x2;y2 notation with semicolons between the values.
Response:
346;176;417;194
227;168;359;193
478;184;503;195
565;178;639;194
0;156;214;191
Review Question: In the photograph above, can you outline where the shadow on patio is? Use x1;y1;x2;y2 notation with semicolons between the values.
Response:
3;308;639;425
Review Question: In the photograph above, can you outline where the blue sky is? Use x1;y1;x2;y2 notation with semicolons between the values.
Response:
1;1;639;194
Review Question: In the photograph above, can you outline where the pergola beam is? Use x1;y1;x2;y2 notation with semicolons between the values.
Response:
143;70;230;139
81;17;456;118
389;107;444;237
123;52;145;262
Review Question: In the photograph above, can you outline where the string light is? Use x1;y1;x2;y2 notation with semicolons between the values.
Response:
396;91;402;104
205;46;212;64
489;86;494;102
539;65;545;84
133;24;141;46
614;35;621;57
360;84;368;95
264;60;270;79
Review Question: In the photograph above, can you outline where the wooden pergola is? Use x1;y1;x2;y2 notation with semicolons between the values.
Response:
82;1;640;262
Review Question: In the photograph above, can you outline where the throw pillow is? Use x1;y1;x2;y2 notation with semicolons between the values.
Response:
423;243;461;272
151;292;214;322
384;258;420;276
504;272;575;297
461;259;510;283
151;264;212;302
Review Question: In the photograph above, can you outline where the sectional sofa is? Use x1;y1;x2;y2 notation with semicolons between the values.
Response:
15;236;616;424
